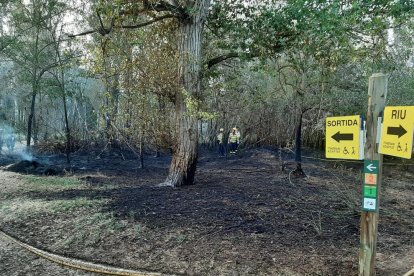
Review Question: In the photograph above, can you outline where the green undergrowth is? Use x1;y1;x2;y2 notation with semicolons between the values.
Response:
0;198;107;221
24;175;123;191
50;198;106;212
60;212;135;247
0;175;116;226
25;175;84;188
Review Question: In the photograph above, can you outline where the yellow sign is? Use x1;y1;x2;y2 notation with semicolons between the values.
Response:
326;115;362;160
380;106;414;159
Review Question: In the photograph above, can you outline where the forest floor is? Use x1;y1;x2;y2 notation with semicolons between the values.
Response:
0;146;413;276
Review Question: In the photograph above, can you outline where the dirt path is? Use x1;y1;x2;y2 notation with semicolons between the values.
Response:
0;234;100;276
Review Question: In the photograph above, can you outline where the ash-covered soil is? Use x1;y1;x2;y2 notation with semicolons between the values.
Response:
0;146;413;275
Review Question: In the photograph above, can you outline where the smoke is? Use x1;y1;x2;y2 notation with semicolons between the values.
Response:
15;149;34;161
0;124;33;161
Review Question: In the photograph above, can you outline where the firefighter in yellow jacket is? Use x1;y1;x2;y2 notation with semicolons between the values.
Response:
228;127;240;154
217;128;225;156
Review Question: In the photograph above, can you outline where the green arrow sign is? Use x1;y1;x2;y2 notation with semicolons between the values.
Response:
364;160;379;174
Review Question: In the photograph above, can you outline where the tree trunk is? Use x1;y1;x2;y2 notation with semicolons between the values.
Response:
27;82;38;148
139;134;144;169
293;111;306;177
162;1;210;187
101;39;115;145
62;76;71;164
51;25;71;164
27;16;40;149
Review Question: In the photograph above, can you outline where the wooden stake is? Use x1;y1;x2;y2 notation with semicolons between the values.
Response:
359;73;388;275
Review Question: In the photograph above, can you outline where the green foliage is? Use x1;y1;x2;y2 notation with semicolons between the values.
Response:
182;88;217;120
25;175;84;187
209;0;413;64
1;0;413;150
208;0;291;57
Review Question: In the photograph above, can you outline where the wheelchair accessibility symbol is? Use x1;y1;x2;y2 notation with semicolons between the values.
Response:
343;147;349;155
343;147;355;155
397;143;408;152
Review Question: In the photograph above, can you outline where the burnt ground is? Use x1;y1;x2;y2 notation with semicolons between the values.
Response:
0;233;100;276
0;146;413;275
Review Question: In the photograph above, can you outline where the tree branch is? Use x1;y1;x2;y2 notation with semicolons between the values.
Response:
95;11;113;36
68;14;176;38
119;14;176;29
207;53;240;68
68;29;100;38
207;52;258;69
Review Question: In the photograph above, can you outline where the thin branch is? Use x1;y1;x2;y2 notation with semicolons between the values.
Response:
207;52;240;69
38;55;81;79
96;11;116;35
97;11;106;32
207;51;260;68
119;14;176;29
68;29;99;38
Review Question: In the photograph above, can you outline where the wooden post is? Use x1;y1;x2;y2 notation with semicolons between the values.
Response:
359;73;388;275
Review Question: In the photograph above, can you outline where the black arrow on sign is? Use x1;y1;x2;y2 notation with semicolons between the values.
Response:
387;125;407;138
332;131;354;142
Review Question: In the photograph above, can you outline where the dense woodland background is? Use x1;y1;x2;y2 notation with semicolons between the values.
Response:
0;0;414;186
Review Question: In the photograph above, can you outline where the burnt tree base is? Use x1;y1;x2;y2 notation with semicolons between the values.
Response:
292;163;306;178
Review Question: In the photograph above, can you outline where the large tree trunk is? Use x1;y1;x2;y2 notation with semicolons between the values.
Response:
162;1;210;187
